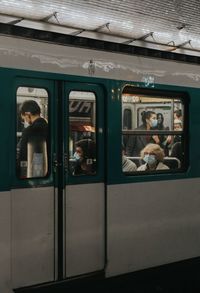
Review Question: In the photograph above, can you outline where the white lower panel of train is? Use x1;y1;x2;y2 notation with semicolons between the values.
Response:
65;183;105;277
0;191;11;293
1;179;200;292
106;178;200;277
0;183;105;293
0;187;54;293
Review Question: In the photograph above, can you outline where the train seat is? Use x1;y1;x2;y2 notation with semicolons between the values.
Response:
163;157;181;169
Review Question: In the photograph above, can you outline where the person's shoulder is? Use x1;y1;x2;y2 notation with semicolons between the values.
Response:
137;163;147;171
31;118;48;131
123;156;137;172
34;117;47;126
157;162;169;170
136;124;146;130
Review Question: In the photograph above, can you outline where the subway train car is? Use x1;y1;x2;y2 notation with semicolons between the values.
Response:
0;26;200;292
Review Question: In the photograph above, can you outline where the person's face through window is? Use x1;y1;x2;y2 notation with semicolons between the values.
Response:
157;114;163;126
75;146;84;159
174;123;182;131
147;113;157;128
143;149;157;166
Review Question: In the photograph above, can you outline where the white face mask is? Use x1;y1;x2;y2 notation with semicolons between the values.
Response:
150;118;158;128
24;121;30;128
73;152;80;160
143;154;157;165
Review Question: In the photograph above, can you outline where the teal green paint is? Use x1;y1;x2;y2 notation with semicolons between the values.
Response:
0;66;199;190
106;80;194;185
0;70;13;190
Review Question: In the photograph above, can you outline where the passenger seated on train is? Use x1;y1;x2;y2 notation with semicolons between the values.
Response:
73;139;96;175
169;119;183;163
174;109;182;121
17;100;48;178
122;144;137;172
174;118;182;131
137;143;169;171
173;119;182;143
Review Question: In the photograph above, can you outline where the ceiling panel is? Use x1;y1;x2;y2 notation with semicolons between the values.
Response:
0;0;200;55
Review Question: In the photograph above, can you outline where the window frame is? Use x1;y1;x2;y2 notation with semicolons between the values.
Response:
64;82;105;185
121;86;189;175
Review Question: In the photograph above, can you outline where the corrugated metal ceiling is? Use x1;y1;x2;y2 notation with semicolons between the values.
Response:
0;0;200;56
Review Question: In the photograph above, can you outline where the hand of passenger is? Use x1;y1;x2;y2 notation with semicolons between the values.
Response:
166;135;172;144
152;135;160;144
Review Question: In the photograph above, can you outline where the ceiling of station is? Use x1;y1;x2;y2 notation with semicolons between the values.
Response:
0;0;200;56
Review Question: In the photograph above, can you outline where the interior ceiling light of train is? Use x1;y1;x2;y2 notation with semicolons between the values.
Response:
0;0;200;57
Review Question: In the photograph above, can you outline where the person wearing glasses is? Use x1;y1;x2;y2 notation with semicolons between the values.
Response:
137;143;169;171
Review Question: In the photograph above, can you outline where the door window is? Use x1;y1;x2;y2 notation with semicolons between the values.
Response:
68;91;97;176
16;86;49;179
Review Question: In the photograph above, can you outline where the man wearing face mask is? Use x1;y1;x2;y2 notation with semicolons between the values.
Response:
72;139;96;175
137;143;169;171
17;100;48;178
126;111;160;157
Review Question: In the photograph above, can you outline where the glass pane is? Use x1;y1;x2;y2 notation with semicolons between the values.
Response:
122;90;185;174
123;136;183;173
68;91;96;176
16;87;49;179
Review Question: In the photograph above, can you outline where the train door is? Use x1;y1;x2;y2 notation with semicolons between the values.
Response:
62;82;105;278
13;77;56;289
12;78;105;290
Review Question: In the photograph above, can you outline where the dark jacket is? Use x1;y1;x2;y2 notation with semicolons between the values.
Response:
126;124;155;157
73;159;96;176
17;117;48;164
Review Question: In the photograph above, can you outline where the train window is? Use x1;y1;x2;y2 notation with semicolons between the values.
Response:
122;88;186;174
68;91;97;176
16;87;49;179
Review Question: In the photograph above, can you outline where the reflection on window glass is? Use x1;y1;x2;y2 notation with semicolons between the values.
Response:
68;91;96;176
16;87;49;179
122;89;186;174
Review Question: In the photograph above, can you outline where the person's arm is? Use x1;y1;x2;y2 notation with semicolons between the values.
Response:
152;135;160;144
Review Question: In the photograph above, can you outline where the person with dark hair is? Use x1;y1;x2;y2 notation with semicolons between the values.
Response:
170;118;183;164
157;112;165;130
20;99;41;116
17;100;48;178
157;112;172;155
126;110;160;156
73;139;96;175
